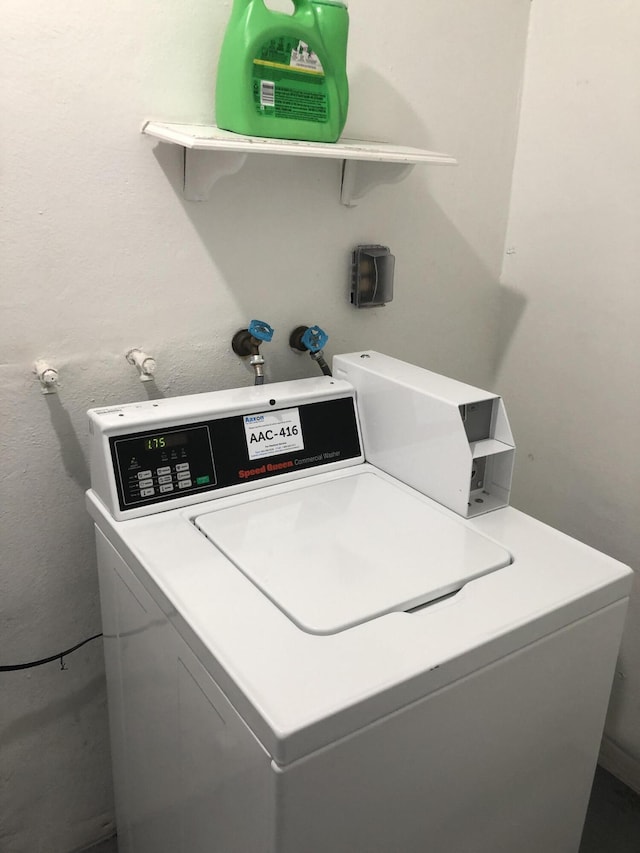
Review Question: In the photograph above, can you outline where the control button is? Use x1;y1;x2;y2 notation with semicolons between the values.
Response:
178;479;192;489
177;470;191;481
196;475;211;486
158;474;172;485
157;466;171;476
139;478;153;489
140;487;155;497
176;463;190;472
138;470;153;480
160;483;174;493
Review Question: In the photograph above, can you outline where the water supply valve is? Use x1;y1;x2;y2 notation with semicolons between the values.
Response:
33;359;60;394
289;325;332;376
232;320;275;385
247;320;274;344
126;348;156;382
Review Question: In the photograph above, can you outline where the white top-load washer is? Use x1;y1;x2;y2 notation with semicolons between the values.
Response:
86;351;632;853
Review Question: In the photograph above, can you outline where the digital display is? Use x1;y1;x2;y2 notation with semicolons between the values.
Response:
143;432;188;452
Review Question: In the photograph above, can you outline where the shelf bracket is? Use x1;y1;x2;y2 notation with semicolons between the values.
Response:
340;160;415;207
184;148;248;201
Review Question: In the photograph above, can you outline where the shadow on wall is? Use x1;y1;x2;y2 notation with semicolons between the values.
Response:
139;379;166;401
45;393;91;490
143;69;530;387
491;283;528;385
43;376;165;494
344;67;447;148
146;66;450;316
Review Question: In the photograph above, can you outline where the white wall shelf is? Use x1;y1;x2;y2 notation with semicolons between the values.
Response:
142;121;457;206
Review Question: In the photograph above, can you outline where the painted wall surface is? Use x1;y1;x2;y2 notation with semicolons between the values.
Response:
1;1;530;850
496;0;640;791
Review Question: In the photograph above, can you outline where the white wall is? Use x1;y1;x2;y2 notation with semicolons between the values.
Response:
1;1;530;850
496;0;640;791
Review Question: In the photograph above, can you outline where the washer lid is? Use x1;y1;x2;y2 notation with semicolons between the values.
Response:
194;472;512;635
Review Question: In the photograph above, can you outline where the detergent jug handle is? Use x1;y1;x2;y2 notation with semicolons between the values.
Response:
240;0;306;11
279;0;311;12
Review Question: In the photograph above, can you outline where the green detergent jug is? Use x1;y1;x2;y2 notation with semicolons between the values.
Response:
215;0;349;143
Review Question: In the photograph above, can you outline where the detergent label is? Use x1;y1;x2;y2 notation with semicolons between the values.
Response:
253;37;328;123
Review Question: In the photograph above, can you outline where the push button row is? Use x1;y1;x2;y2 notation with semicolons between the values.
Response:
138;464;190;481
134;463;194;500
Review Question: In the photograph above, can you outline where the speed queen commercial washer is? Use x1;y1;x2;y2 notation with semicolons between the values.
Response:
86;352;632;853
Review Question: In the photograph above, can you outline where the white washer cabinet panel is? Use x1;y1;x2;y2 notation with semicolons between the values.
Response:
96;526;626;853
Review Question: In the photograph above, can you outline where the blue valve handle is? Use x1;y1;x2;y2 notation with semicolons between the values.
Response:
301;325;328;353
248;320;274;343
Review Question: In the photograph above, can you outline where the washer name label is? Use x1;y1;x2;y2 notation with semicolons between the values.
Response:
243;407;304;461
238;460;295;479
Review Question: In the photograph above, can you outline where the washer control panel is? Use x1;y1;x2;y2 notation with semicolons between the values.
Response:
109;397;361;511
111;425;216;508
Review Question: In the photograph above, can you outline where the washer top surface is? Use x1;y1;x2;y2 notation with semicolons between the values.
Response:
87;462;632;764
194;471;512;634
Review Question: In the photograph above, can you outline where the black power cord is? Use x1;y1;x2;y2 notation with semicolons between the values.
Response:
0;633;104;672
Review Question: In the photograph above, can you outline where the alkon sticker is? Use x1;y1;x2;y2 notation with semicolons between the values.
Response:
253;38;328;123
243;408;304;461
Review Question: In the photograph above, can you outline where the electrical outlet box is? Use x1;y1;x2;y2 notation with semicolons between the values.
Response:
333;351;515;517
350;245;395;307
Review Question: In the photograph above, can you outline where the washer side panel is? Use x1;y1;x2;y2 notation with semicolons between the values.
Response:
95;529;275;853
273;600;628;853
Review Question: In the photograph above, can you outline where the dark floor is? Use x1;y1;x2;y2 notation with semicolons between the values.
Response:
82;766;640;853
579;767;640;852
81;839;117;853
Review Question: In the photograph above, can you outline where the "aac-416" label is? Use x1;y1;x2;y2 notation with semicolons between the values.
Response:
243;407;305;461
